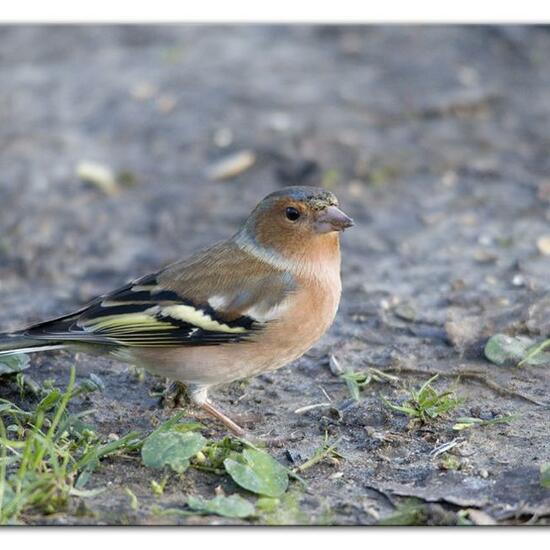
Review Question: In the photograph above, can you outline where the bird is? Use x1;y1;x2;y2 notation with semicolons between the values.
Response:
0;186;353;438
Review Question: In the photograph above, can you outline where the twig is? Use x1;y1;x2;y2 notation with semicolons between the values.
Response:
429;438;463;458
293;403;332;415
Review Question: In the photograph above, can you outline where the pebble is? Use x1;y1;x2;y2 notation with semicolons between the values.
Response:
207;150;256;181
537;180;550;202
536;235;550;256
467;509;496;525
329;354;344;375
457;65;480;87
441;170;458;187
267;111;292;132
473;249;498;263
512;274;525;287
348;180;363;197
478;234;493;246
213;127;234;148
76;161;118;196
156;94;177;113
394;303;417;322
130;81;157;101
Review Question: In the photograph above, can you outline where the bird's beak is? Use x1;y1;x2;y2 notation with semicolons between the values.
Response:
315;205;355;233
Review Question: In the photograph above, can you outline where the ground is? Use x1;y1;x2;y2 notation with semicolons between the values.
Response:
0;25;549;525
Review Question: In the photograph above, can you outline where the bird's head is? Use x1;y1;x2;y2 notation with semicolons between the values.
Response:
235;186;354;270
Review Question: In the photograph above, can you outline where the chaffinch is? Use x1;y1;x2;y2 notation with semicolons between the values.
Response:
0;186;353;437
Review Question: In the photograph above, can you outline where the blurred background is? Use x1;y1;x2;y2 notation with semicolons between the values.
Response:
0;26;549;524
3;26;550;323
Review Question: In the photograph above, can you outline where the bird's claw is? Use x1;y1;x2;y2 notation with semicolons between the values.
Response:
161;380;190;409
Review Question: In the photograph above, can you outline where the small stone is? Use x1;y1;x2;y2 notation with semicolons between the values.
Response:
451;278;466;291
130;81;157;101
467;509;496;526
267;112;292;132
537;180;550;202
207;150;256;181
512;274;525;287
421;212;445;226
213;128;233;148
445;310;483;351
285;450;303;464
536;235;550;256
473;249;498;263
156;94;177;113
394;303;417;322
329;354;344;375
525;296;550;335
457;66;479;87
348;180;363;197
478;234;493;246
340;32;363;55
76;161;118;195
459;212;477;226
441;170;458;187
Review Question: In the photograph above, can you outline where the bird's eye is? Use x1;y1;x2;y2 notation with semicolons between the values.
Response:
285;207;301;221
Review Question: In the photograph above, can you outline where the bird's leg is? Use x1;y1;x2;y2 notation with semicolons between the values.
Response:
187;385;247;438
163;383;302;446
198;400;298;446
199;401;247;438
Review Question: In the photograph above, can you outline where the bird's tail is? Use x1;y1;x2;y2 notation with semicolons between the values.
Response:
0;332;65;357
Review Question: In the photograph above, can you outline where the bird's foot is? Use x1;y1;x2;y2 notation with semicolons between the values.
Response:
162;380;190;409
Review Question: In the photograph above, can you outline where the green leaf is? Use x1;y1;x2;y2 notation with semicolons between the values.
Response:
36;390;62;413
380;395;419;417
452;415;518;431
540;464;550;489
142;431;206;474
224;448;289;497
485;334;550;367
171;421;204;433
485;334;525;365
187;494;255;518
379;499;427;526
0;355;29;376
77;373;105;393
256;497;280;513
518;338;550;367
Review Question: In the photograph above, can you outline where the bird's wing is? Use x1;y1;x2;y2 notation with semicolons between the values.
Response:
25;242;296;348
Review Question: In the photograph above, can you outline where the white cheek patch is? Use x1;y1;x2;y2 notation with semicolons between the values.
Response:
160;304;246;334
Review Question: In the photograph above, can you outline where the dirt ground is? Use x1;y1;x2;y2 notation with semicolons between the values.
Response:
0;25;549;525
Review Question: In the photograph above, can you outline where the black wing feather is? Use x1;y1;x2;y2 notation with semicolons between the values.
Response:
24;274;261;348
